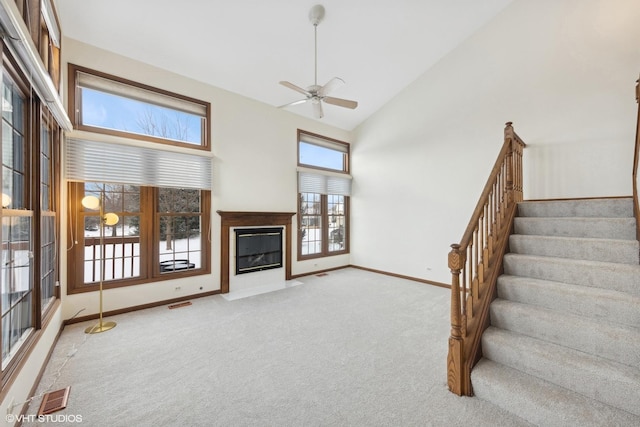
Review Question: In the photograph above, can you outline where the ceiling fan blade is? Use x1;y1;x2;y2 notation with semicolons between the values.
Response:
279;81;311;96
318;77;345;96
278;99;309;108
323;96;358;109
313;101;324;119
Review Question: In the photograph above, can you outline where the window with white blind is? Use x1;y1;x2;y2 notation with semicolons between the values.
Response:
65;65;213;292
67;182;211;293
68;64;210;150
297;130;350;259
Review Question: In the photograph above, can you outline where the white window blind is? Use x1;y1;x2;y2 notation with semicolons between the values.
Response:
76;71;207;117
298;169;351;196
66;138;212;190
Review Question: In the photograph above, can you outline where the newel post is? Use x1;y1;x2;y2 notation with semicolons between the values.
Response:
504;122;515;205
447;244;467;395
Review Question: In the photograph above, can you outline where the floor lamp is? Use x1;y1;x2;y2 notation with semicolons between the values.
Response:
82;192;119;334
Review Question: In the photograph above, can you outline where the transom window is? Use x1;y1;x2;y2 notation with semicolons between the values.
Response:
298;130;349;173
69;64;210;150
297;130;350;259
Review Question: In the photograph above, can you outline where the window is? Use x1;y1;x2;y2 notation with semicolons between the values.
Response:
297;130;350;259
2;69;34;370
67;182;211;293
157;188;204;273
14;0;61;90
68;64;210;150
298;131;349;173
40;111;58;313
1;51;61;383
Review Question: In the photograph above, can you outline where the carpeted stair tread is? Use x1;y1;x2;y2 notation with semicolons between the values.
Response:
471;358;640;427
497;275;640;328
508;234;639;264
517;198;634;218
503;253;640;296
490;299;640;369
481;327;640;416
513;217;637;240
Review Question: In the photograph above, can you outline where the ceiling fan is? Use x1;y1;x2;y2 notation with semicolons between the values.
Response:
278;4;358;119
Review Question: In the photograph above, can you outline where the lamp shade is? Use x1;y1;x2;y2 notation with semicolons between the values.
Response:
104;212;119;226
81;195;100;210
1;193;11;208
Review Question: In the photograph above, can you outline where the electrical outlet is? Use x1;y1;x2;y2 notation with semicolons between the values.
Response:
6;397;14;415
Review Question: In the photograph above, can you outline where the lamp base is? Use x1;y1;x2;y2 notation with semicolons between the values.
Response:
85;321;117;334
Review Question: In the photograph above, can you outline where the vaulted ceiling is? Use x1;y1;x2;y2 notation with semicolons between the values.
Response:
54;0;514;130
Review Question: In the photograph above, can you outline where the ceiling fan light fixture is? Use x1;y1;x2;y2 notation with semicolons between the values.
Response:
277;4;358;118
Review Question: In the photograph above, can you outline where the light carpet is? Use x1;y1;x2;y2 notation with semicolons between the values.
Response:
24;268;531;426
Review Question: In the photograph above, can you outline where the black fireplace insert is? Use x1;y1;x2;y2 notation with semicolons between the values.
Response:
235;227;283;274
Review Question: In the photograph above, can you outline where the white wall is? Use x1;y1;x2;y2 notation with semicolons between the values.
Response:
61;38;352;319
351;0;640;284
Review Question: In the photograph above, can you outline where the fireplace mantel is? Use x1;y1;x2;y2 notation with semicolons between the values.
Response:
217;211;296;293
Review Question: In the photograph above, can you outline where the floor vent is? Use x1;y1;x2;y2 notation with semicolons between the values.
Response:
38;386;70;416
168;301;192;309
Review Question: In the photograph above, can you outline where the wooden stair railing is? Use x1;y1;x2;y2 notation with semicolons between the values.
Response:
447;122;526;396
633;75;640;241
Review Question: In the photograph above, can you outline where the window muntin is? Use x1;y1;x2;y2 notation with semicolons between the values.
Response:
298;130;349;173
69;64;210;150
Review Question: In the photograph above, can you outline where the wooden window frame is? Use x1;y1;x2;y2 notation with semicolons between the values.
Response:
296;130;350;260
297;129;350;174
0;42;61;388
297;193;349;260
66;183;211;294
68;64;211;151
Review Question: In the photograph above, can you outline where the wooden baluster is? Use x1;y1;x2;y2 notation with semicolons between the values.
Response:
467;228;480;318
447;244;466;395
477;213;485;294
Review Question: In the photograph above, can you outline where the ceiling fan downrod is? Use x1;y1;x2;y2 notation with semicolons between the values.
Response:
309;5;325;87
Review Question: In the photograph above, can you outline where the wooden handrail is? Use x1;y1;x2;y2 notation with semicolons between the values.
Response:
447;122;526;396
633;76;640;241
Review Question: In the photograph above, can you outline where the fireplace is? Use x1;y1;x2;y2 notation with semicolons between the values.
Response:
217;211;296;293
235;228;283;274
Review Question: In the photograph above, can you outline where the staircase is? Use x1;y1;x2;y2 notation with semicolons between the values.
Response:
471;197;640;426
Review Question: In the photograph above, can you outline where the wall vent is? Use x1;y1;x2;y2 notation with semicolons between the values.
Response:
38;386;70;416
168;301;192;309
